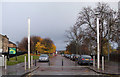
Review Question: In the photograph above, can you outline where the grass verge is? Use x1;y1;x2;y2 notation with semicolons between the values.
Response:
7;54;39;66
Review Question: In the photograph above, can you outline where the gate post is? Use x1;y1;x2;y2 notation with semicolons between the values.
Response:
93;56;95;67
102;56;104;71
2;55;4;66
35;59;36;66
31;56;33;67
25;56;26;70
5;56;7;69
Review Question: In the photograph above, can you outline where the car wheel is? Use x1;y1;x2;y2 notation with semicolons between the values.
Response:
78;62;81;65
79;62;82;65
90;63;93;66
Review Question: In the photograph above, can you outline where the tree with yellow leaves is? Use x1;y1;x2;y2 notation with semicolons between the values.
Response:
49;44;56;53
35;38;56;54
35;42;45;54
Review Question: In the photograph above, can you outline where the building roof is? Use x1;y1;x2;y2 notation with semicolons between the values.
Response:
9;41;16;46
0;34;9;39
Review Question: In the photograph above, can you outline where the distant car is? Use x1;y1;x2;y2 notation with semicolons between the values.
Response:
64;54;67;57
55;54;57;56
67;54;71;58
78;55;93;65
65;54;68;58
39;54;49;62
70;54;76;60
75;54;80;60
65;54;70;58
61;54;64;56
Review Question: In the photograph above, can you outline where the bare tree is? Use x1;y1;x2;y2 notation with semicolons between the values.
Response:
66;2;119;56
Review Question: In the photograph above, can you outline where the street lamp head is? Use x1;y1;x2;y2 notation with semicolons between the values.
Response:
95;12;99;16
95;11;100;18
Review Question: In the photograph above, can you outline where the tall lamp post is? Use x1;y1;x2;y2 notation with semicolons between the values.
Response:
28;18;31;69
97;17;100;69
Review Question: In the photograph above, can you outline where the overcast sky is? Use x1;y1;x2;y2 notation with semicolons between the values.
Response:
2;2;118;50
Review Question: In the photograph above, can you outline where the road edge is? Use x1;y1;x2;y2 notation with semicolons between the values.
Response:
87;67;120;75
21;66;39;77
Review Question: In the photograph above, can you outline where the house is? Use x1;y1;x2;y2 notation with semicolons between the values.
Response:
8;41;17;48
0;34;9;53
0;34;2;53
0;34;17;54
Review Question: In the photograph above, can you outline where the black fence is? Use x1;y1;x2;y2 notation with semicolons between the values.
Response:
2;51;27;58
90;55;104;60
91;53;120;62
109;53;120;62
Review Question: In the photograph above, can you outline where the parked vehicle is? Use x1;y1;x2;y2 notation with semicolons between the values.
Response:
39;54;49;62
70;54;76;60
64;54;68;58
75;54;80;60
67;54;71;58
55;54;57;56
77;55;93;65
65;54;71;58
61;54;64;56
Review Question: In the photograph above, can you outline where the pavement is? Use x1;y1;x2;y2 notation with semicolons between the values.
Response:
1;61;39;77
88;60;120;75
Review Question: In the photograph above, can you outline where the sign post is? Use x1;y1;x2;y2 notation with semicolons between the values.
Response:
8;47;17;61
25;56;26;70
93;56;95;67
5;56;7;69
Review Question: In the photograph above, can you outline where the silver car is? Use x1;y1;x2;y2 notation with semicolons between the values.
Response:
39;54;49;62
78;55;93;65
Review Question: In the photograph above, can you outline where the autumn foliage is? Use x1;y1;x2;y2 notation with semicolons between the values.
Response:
18;36;56;54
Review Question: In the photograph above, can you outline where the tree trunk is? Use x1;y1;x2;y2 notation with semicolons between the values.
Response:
36;51;37;55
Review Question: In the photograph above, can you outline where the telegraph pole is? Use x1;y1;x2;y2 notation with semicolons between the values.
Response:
28;18;30;69
97;18;100;69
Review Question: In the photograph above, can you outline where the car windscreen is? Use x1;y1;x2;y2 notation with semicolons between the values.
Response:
82;56;91;59
40;55;48;57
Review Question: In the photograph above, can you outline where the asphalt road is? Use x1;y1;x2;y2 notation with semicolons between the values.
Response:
27;55;100;76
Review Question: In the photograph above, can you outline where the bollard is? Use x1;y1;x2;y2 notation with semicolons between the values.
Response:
62;59;63;70
2;55;4;66
93;56;95;67
25;56;26;70
62;59;63;66
48;60;50;66
31;56;33;67
5;56;7;69
35;59;36;66
7;55;9;61
102;56;104;71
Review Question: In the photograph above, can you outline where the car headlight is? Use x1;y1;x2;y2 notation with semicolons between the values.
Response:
45;58;48;59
